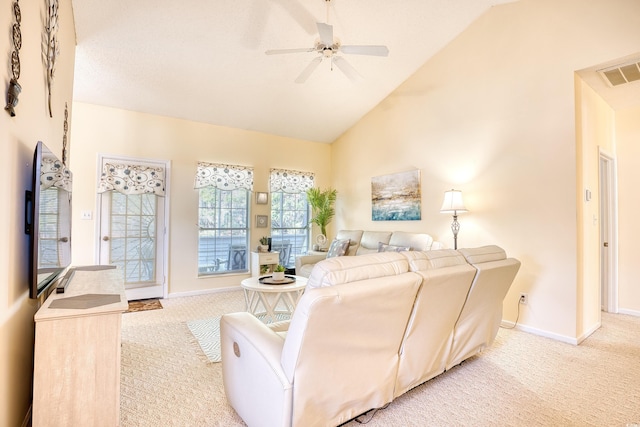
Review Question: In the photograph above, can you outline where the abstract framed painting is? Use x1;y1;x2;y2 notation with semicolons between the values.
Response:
371;170;421;221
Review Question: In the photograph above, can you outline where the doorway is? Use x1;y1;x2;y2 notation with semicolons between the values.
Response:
599;150;617;313
97;155;170;300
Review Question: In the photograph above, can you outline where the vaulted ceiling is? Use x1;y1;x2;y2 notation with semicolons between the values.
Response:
72;0;640;144
71;0;520;143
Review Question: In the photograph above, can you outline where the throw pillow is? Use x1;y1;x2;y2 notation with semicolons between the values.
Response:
326;239;350;258
378;242;411;252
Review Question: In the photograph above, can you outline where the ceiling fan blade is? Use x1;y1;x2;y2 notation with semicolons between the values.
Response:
317;22;334;46
295;56;323;83
332;56;360;82
340;45;389;56
266;47;315;55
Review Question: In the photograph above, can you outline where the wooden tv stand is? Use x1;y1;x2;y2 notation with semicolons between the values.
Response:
32;268;128;427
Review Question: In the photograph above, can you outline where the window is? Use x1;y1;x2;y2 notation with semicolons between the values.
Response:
195;162;253;276
270;169;315;268
38;188;68;268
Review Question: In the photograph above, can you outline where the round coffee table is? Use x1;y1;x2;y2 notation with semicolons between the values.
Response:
240;275;307;323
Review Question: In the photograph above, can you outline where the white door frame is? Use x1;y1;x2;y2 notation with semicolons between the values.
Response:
599;149;618;313
94;154;170;300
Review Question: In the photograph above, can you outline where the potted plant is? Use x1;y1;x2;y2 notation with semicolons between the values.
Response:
258;236;269;253
306;187;337;241
272;264;286;281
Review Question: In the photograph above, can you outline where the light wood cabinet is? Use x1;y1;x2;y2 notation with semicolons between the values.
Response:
251;251;279;277
33;268;128;427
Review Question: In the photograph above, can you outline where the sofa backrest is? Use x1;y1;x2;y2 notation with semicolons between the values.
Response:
334;230;437;257
389;231;434;251
356;231;392;255
307;251;409;289
393;249;477;397
282;253;421;426
446;245;521;370
335;229;363;255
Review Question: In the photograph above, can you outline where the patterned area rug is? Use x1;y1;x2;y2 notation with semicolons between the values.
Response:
126;298;163;313
187;317;224;363
187;313;290;363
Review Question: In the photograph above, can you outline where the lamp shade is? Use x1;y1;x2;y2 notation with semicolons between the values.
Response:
440;189;467;213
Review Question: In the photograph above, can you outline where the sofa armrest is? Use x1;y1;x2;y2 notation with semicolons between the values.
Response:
220;312;293;427
294;254;327;271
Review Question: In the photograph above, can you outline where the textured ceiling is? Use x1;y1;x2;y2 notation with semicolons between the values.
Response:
71;0;519;143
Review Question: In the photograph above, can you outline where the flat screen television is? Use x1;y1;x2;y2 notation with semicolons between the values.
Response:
25;141;73;299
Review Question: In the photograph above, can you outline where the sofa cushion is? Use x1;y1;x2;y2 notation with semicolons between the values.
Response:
356;231;392;255
335;230;364;255
378;242;411;252
307;252;409;289
389;231;433;251
326;238;350;258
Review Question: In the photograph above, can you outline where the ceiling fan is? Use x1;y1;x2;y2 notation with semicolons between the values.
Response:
265;1;389;83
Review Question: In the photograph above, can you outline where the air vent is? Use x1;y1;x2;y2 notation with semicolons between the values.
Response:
598;61;640;87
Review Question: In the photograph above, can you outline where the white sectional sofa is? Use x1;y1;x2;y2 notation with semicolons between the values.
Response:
221;245;520;427
294;229;442;278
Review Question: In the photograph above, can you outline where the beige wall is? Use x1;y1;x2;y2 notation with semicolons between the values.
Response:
575;80;615;337
0;0;76;425
4;3;638;423
616;106;640;314
332;0;640;342
69;103;331;295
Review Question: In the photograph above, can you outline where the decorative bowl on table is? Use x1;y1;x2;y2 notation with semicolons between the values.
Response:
258;275;296;285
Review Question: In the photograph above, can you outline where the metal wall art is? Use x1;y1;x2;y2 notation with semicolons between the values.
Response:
43;0;60;118
62;102;69;165
5;0;22;116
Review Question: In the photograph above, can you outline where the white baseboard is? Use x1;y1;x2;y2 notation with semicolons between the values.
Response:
500;320;580;345
576;321;601;345
617;307;640;317
167;285;242;299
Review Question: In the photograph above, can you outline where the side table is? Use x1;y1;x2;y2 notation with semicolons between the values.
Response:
240;275;307;323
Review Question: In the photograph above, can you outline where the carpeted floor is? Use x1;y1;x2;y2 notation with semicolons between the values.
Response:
120;290;640;427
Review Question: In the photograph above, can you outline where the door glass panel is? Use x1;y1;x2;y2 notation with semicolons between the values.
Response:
109;192;157;284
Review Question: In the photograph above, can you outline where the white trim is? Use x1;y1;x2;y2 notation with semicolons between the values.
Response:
500;320;582;345
599;148;618;313
167;286;243;299
95;153;171;299
618;308;640;317
576;321;602;344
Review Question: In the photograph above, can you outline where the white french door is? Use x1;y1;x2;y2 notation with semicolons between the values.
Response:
97;156;169;300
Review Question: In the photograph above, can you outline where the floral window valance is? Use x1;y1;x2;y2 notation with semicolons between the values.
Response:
41;157;72;192
98;162;166;196
194;162;254;191
270;168;315;194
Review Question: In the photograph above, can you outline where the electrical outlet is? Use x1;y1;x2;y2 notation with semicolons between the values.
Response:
519;293;528;305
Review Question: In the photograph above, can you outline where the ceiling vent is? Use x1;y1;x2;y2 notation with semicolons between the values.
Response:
598;61;640;87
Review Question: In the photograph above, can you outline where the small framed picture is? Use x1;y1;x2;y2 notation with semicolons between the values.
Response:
256;192;268;204
256;215;268;228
